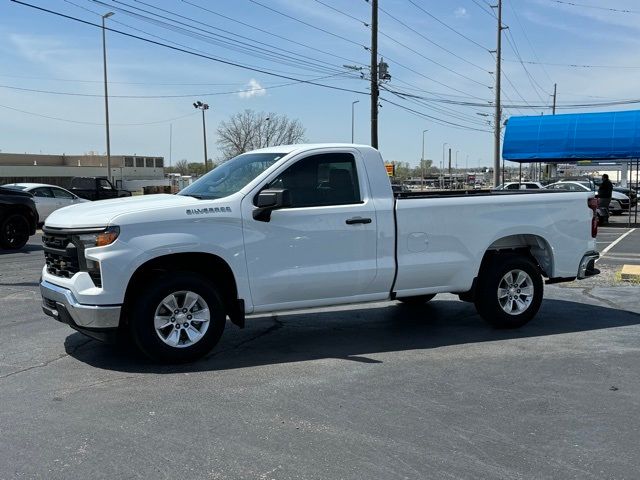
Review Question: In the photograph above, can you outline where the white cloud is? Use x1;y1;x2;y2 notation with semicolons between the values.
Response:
454;7;468;18
238;79;266;99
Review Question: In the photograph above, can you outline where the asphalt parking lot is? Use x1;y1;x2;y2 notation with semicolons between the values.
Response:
1;229;640;480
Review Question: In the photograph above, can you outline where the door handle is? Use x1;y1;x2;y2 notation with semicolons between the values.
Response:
346;217;372;225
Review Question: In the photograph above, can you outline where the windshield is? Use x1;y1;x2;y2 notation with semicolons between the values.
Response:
178;152;286;199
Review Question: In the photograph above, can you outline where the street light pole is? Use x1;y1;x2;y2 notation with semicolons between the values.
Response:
101;12;114;182
421;129;428;191
442;142;449;189
351;100;360;143
193;101;210;173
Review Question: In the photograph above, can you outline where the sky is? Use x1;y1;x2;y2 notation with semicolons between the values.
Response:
1;0;640;169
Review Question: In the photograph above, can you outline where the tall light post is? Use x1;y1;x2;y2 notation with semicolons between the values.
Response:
193;101;209;173
351;100;360;143
455;150;459;188
101;12;114;182
442;142;449;189
421;129;428;191
265;116;271;147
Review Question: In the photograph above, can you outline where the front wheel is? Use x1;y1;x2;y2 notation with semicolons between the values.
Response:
474;255;543;329
0;213;30;250
129;273;226;363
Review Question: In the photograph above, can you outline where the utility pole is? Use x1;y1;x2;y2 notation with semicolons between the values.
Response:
448;148;452;190
370;0;379;149
552;83;557;115
491;0;503;188
421;129;428;191
101;12;114;182
169;123;172;169
351;100;360;143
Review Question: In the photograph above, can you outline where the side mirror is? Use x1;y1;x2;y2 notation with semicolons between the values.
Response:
253;188;291;221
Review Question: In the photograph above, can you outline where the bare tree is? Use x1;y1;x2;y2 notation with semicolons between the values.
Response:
174;159;189;175
216;110;306;160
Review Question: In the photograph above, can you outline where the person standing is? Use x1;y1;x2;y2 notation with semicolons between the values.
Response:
598;174;614;221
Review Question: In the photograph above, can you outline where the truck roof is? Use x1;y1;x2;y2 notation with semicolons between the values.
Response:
248;144;377;155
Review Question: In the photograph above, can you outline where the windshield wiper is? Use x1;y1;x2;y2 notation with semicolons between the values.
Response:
180;193;221;200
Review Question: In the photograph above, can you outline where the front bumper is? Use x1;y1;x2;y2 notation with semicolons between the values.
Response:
41;280;121;341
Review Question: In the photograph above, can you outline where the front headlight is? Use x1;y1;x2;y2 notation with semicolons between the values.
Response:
77;226;120;248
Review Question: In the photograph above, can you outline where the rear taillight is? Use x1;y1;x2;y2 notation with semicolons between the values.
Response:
588;197;598;238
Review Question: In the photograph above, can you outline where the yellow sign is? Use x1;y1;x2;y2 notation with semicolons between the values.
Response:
385;163;395;176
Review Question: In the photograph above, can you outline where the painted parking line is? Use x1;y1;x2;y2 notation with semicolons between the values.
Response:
601;228;636;256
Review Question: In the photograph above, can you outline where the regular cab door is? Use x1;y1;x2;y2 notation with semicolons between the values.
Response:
242;150;378;309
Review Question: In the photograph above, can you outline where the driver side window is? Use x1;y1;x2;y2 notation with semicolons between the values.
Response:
267;153;361;208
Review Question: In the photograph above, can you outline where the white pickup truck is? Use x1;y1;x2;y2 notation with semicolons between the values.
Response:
40;144;599;362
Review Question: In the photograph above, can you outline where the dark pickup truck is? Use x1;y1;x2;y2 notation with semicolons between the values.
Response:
0;186;38;249
70;177;132;201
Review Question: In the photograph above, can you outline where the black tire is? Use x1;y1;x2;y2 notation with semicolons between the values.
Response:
397;294;436;305
129;272;226;363
0;213;30;250
474;254;543;329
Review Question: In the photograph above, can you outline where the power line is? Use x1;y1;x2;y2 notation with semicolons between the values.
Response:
548;0;639;14
66;0;335;79
381;96;492;133
503;29;548;102
469;0;497;17
0;73;285;86
385;55;490;100
378;31;491;88
10;1;370;97
320;0;490;73
505;0;554;86
246;0;367;49
504;59;640;69
100;0;351;77
0;72;354;98
0;103;197;126
381;84;492;127
405;0;490;51
181;0;368;68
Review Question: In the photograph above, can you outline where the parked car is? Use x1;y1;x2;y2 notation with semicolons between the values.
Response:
41;144;599;362
613;186;638;208
391;184;410;194
0;186;38;249
70;177;131;201
2;183;89;224
493;182;544;191
545;181;629;214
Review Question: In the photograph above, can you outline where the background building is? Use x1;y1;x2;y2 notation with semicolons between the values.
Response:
0;152;165;189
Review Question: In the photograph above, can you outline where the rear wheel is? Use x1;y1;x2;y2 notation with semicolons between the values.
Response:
0;213;30;250
474;255;543;329
129;273;226;363
397;294;436;305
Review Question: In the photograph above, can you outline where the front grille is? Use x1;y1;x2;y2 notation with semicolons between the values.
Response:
42;229;103;287
43;232;80;279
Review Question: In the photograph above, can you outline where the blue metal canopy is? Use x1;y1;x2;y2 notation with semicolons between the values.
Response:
502;110;640;163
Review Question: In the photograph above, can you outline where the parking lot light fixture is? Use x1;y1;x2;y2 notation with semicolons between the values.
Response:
193;101;210;173
102;12;114;181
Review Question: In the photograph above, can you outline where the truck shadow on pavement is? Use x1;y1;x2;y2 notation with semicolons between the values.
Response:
64;298;640;374
0;244;43;255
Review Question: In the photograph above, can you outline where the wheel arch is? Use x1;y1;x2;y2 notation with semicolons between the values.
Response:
483;233;554;277
122;252;239;324
0;205;38;230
